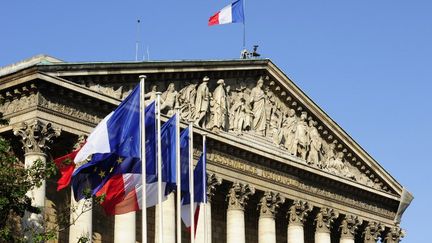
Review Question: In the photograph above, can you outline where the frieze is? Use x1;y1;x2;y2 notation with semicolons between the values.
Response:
0;93;38;115
205;149;396;219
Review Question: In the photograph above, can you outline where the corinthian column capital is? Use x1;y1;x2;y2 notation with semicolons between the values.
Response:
207;173;222;203
315;207;339;233
227;182;255;210
13;119;61;154
363;221;384;243
384;226;404;243
258;191;285;218
340;215;363;240
288;200;312;226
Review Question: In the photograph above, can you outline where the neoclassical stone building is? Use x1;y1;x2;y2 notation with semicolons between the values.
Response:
0;55;411;243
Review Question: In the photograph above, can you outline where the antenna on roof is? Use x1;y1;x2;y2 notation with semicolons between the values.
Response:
135;19;141;61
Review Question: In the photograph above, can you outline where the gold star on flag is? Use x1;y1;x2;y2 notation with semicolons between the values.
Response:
98;171;106;178
117;157;124;164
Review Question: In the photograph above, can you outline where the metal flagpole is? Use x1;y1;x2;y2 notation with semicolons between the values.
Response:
242;0;246;49
202;133;207;243
139;75;147;243
175;107;181;243
136;19;141;61
189;122;195;243
156;92;164;243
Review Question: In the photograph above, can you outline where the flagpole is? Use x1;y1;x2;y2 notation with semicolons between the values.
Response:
243;0;246;49
175;106;181;243
139;75;147;243
156;92;164;243
202;133;207;243
189;122;195;243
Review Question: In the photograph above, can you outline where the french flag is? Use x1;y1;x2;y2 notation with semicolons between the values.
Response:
208;0;244;26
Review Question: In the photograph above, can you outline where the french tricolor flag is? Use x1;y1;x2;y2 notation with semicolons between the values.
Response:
208;0;244;26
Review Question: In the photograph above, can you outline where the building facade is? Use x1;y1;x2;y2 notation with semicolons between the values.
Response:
0;55;411;243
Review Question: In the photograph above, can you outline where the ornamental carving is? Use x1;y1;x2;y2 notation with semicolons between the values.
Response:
384;226;404;243
340;215;362;239
227;182;255;211
13;119;61;154
207;173;222;203
315;207;339;233
257;191;285;218
363;221;384;243
0;93;37;115
287;200;312;226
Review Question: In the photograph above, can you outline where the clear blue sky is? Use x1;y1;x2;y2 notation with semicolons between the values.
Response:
2;0;430;241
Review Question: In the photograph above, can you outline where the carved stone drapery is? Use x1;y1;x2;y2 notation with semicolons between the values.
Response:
258;191;285;218
227;182;255;211
315;207;339;233
288;200;312;226
207;173;222;203
13;119;61;154
340;215;362;240
384;226;404;243
363;222;384;243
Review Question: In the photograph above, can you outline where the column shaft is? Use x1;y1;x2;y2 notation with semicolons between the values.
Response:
227;209;245;243
287;224;304;243
69;190;92;242
340;238;355;243
155;193;175;243
258;216;276;243
315;232;331;243
114;212;136;243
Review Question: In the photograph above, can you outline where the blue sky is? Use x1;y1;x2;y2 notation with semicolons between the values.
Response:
2;0;431;241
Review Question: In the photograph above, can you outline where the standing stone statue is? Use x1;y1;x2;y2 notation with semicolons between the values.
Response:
230;87;248;133
210;79;228;132
160;83;178;116
144;85;158;106
282;108;297;154
293;112;309;160
249;77;267;136
307;120;321;165
178;82;197;120
194;76;210;127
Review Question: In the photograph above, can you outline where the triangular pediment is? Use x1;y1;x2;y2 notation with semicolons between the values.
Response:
0;56;404;199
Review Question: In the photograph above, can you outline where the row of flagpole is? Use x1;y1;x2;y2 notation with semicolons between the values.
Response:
139;75;205;243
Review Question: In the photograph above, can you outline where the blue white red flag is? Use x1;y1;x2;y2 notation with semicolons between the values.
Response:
208;0;244;26
181;139;207;234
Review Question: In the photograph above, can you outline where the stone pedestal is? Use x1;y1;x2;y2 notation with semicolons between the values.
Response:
114;212;136;243
69;190;92;242
155;193;175;243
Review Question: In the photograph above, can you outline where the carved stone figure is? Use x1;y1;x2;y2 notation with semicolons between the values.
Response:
326;152;355;179
281;108;297;154
249;77;267;136
293;112;309;160
230;87;249;133
144;85;157;106
307;120;321;165
209;79;228;132
177;82;197;120
194;76;210;127
160;83;178;116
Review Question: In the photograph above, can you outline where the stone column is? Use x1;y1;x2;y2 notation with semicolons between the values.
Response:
155;193;175;243
226;182;255;243
363;221;384;243
195;173;222;243
13;120;60;234
69;190;93;242
114;212;136;243
314;207;339;243
258;191;285;243
287;200;312;243
383;226;404;243
339;215;362;243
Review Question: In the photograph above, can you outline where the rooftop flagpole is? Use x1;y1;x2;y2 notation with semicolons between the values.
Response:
189;122;195;243
139;75;147;243
156;92;164;243
243;0;246;49
175;106;182;243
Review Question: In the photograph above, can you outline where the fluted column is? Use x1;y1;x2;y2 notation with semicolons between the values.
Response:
13;120;60;234
384;226;404;243
314;208;339;243
155;193;175;243
340;215;362;243
69;190;92;242
114;212;136;243
226;182;255;243
287;200;312;243
363;222;384;243
258;191;285;243
195;173;222;243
